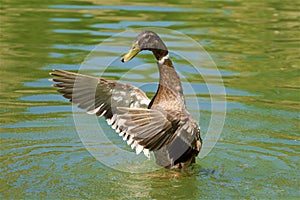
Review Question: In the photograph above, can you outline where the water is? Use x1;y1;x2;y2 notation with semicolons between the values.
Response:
1;0;299;199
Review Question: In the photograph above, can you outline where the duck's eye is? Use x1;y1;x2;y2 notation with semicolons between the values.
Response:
132;43;139;50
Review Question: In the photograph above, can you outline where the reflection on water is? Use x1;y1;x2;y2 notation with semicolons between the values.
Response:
1;0;299;199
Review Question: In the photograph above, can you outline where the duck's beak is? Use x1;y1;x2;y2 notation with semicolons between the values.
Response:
121;43;140;62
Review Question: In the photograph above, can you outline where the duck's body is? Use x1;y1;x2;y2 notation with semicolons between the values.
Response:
51;31;202;169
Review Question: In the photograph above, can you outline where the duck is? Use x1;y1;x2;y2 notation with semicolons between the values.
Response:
50;30;202;169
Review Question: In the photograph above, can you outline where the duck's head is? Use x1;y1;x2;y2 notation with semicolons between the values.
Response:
121;30;168;62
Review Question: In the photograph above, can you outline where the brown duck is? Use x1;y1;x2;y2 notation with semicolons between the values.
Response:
50;31;202;169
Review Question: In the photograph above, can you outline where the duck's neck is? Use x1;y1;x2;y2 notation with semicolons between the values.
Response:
149;50;185;108
157;53;183;96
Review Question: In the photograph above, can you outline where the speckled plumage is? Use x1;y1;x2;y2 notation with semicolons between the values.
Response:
50;31;202;169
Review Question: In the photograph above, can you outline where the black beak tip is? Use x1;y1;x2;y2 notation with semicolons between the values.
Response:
121;58;124;63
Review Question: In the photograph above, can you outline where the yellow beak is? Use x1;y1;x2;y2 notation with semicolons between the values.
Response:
121;44;140;62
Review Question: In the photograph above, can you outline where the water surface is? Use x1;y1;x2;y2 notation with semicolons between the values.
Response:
1;0;299;199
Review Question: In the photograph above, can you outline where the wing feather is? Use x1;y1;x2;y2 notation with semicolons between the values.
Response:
50;69;150;119
51;69;152;158
115;107;180;151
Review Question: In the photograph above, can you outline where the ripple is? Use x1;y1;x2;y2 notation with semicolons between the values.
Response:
20;94;65;102
49;18;81;22
92;21;183;29
49;5;190;12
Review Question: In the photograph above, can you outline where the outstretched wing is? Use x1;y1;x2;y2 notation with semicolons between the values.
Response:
51;69;153;157
50;69;150;119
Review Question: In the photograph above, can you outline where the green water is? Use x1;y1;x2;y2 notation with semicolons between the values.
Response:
1;0;299;199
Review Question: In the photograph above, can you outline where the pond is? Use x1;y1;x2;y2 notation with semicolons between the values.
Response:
1;0;299;199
